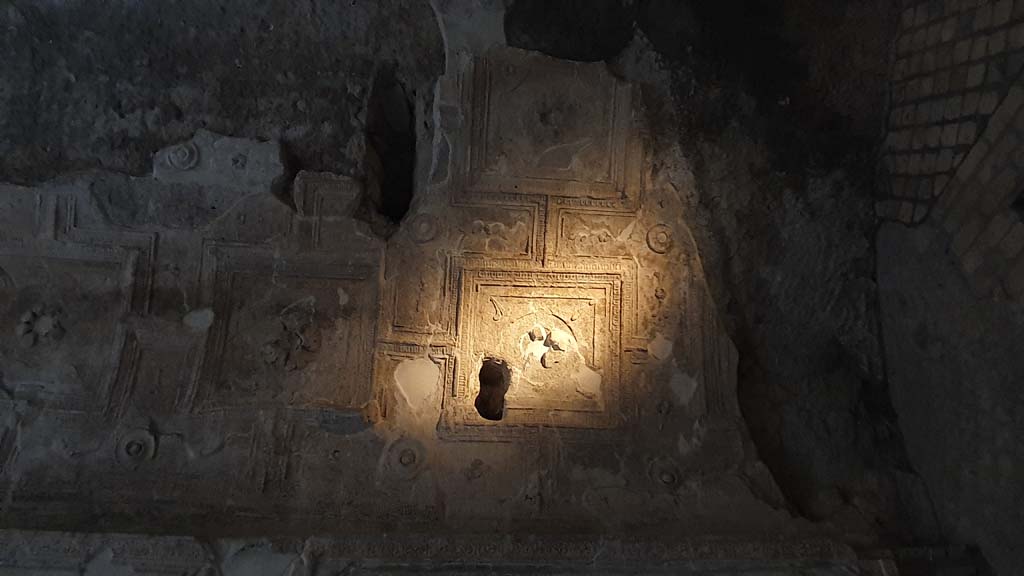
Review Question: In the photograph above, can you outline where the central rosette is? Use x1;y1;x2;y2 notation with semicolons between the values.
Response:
516;319;602;401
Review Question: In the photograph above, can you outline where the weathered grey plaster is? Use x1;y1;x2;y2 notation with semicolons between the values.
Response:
878;221;1024;575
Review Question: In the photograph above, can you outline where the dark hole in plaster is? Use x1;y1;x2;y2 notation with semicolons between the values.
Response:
475;358;511;421
365;65;416;223
504;0;637;62
1012;190;1024;219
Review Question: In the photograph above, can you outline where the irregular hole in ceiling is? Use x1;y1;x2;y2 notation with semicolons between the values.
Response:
363;64;417;231
1012;189;1024;219
475;358;511;421
504;0;638;62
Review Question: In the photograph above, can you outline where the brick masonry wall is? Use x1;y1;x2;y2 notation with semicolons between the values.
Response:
931;85;1024;297
882;0;1024;300
882;0;1024;223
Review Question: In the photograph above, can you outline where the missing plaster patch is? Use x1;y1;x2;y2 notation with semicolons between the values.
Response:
523;324;550;362
183;308;215;331
649;333;673;361
574;364;602;399
669;362;698;406
394;357;440;411
82;548;135;576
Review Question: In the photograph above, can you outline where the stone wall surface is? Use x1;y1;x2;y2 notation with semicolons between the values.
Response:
877;221;1024;576
2;0;1003;573
0;132;386;533
0;530;993;575
0;5;816;547
879;1;1024;574
0;0;444;184
929;85;1024;297
0;529;870;575
0;0;929;546
633;1;934;541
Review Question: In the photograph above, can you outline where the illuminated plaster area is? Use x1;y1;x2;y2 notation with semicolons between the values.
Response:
366;45;778;531
4;0;1009;572
0;39;801;545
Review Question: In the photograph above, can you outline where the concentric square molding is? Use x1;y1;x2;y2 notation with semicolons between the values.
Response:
455;48;636;204
440;257;638;440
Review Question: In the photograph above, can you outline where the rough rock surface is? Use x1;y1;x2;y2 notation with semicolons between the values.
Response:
0;43;817;544
0;0;1001;572
508;0;934;540
504;0;637;62
0;0;444;184
878;221;1024;575
0;529;873;575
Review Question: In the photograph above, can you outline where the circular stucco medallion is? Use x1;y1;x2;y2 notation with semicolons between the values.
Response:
398;448;417;467
382;437;426;481
646;224;673;254
117;428;156;469
648;458;681;490
408;213;440;244
166;142;200;171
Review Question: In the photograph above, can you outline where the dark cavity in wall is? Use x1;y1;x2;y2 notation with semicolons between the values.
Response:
504;0;637;62
685;0;799;102
475;358;511;421
1012;189;1024;219
364;65;416;224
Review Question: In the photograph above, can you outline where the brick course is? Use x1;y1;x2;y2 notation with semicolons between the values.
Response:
884;0;1024;223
